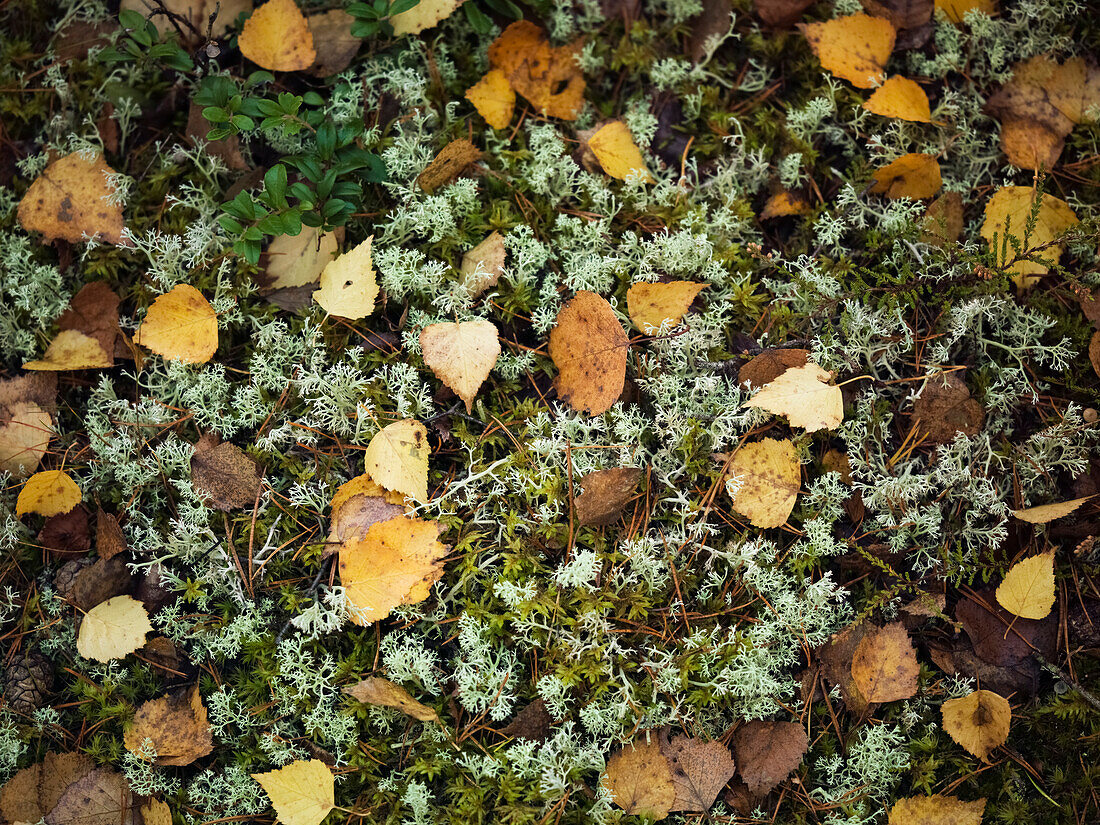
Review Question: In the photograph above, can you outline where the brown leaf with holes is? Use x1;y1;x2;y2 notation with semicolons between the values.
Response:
191;434;263;511
731;720;809;796
488;21;586;120
343;676;440;723
124;685;214;766
18;152;126;245
851;621;920;702
574;467;643;526
659;734;737;812
601;736;676;819
417;139;481;193
549;291;629;416
911;371;984;444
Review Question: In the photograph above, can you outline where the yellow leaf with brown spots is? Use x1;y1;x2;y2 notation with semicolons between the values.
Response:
17;152;126;245
23;330;112;371
124;686;214;766
488;21;586;120
798;13;896;89
723;438;800;529
850;621;920;702
16;470;81;517
981;185;1077;289
941;689;1010;761
601;737;676;819
363;420;430;501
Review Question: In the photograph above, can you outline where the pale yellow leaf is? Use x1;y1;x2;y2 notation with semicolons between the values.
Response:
995;551;1055;619
23;330;112;371
1010;496;1090;523
743;363;844;432
419;319;500;413
312;236;378;320
725;438;800;529
77;596;152;663
252;759;334;825
264;226;340;289
363;419;429;501
0;400;52;478
460;231;507;298
391;0;465;35
981;185;1078;289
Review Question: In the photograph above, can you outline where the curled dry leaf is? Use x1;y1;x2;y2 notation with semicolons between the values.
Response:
743;363;843;432
417;139;481;193
124;685;214;766
17;152;126;245
238;0;316;71
343;676;440;722
659;734;737;813
723;438;800;529
312;236;378;320
819;620;872;712
941;689;1011;761
252;759;335;825
363;419;429;501
850;621;920;702
995;551;1055;619
549;291;629;416
798;13;896;89
77;595;152;663
460;231;507;297
488;21;586;120
339;515;448;625
1010;495;1091;523
465;69;516;129
863;76;932;121
625;281;707;331
600;736;676;819
134;284;219;364
95;508;127;560
16;470;81;517
574;467;643;526
870;153;942;199
981;185;1077;289
191;434;264;511
731;720;809;797
420;319;501;413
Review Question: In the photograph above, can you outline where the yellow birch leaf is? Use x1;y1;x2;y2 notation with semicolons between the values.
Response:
0;400;52;479
887;794;987;825
339;515;448;625
981;185;1078;289
460;231;507;298
465;69;516;129
850;622;920;702
626;281;707;331
995;551;1055;619
798;13;896;89
343;677;440;722
419;319;501;413
761;191;811;219
134;285;218;364
600;737;676;819
363;420;429;501
941;689;1010;761
76;596;152;663
391;0;465;35
17;152;126;245
1011;496;1091;523
312;236;378;319
870;153;942;199
264;226;340;290
252;759;335;825
587;121;654;182
139;798;173;825
863;76;932;122
16;470;81;517
724;438;800;529
743;363;844;432
23;330;112;371
238;0;316;71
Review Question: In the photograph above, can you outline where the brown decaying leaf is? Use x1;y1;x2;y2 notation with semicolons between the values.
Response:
850;621;920;702
929;638;1040;698
57;282;122;359
922;191;964;246
911;371;984;444
887;794;986;825
488;21;586;120
119;0;251;39
124;685;214;766
191;434;263;511
0;373;56;478
329;493;406;550
731;720;809;796
601;736;676;819
549;291;629;416
574;467;643;526
955;589;1057;667
860;0;932;30
754;0;814;27
44;766;133;825
186;101;248;170
0;751;95;825
941;689;1011;761
17;152;127;245
96;508;127;560
688;0;732;61
417;139;481;193
343;676;440;722
818;620;871;712
38;505;91;558
659;733;737;812
460;231;507;297
306;9;360;76
1091;331;1100;379
499;698;554;741
69;555;134;611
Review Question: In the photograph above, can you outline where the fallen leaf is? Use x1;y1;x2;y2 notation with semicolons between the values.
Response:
134;284;219;364
754;0;814;27
981;185;1078;289
601;737;676;819
731;720;809;796
626;281;707;331
465;69;516;130
935;0;994;24
140;798;173;825
16;470;81;517
120;0;252;39
39;505;92;560
191;434;263;511
798;13;896;89
306;9;360;76
574;467;643;526
922;191;964;246
760;190;811;218
238;0;316;71
998;117;1064;171
911;371;984;443
252;759;334;825
586;121;654;182
1011;496;1091;523
930;638;1040;698
941;689;1010;761
262;226;341;290
391;0;465;34
186;100;249;170
68;554;134;610
1091;331;1100;379
23;330;113;370
687;0;732;60
329;493;406;549
489;21;586;120
124;685;214;766
739;348;809;388
77;595;152;663
955;589;1057;667
500;698;554;741
819;620;871;712
417;139;481;193
57;281;123;358
0;400;52;478
995;552;1055;619
460;231;507;297
743;363;844;432
343;676;440;722
312;236;378;320
850;621;920;702
723;438;800;529
659;734;737;812
420;319;501;413
860;0;932;30
549;291;629;416
363;419;429;501
339;515;448;625
96;508;127;559
44;766;133;825
887;794;986;825
863;76;932;121
17;152;126;245
0;751;95;824
870;153;942;199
